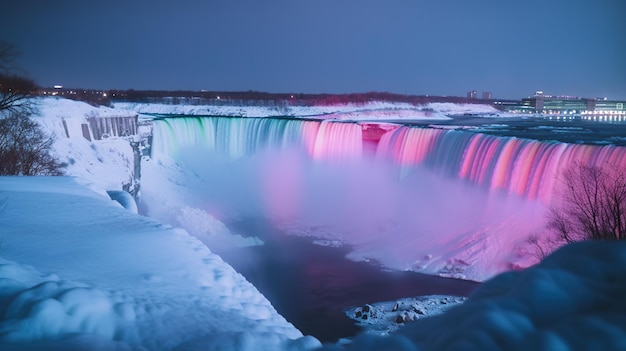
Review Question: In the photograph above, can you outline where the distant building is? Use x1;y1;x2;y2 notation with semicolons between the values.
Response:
467;90;477;99
493;91;626;116
482;91;492;100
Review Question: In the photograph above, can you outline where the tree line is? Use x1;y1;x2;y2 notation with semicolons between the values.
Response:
105;89;488;107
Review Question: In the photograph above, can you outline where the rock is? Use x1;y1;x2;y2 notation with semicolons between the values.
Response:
404;312;414;322
363;304;372;313
392;303;399;312
412;307;424;315
355;310;362;318
395;315;405;324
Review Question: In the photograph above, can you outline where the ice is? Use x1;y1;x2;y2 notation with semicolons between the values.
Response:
106;190;138;213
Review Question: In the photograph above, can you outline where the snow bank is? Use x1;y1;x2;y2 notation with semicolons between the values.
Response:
324;240;626;351
113;101;500;121
0;261;137;344
0;177;320;350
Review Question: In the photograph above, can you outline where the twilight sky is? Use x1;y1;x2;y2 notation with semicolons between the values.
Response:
1;0;625;99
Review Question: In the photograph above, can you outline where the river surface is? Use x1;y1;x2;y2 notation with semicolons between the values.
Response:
404;115;626;146
214;218;480;342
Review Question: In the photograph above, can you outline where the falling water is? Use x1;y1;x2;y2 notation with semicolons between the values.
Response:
376;126;626;203
151;116;362;163
147;116;626;280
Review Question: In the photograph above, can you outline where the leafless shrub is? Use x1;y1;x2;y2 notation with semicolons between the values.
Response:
547;162;626;242
0;112;65;176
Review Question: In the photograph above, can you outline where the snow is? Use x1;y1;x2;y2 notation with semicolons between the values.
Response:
322;240;626;351
0;176;319;350
33;97;136;192
113;101;500;121
345;296;467;336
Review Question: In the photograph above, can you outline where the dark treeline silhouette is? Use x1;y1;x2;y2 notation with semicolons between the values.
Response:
111;90;489;106
0;73;37;114
40;88;493;108
38;88;112;107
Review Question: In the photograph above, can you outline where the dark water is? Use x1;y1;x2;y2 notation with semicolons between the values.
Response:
215;218;480;342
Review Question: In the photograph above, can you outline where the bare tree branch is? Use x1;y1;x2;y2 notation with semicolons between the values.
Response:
0;73;37;115
0;112;65;176
547;162;626;243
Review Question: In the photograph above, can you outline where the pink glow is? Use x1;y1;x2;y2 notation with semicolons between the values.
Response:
312;121;362;161
375;126;626;205
260;152;304;221
489;138;519;191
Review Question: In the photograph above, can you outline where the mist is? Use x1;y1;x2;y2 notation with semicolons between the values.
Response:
148;142;548;280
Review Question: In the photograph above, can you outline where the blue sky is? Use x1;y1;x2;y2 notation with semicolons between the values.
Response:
1;0;625;99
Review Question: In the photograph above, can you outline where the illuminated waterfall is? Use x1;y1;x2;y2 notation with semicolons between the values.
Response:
147;116;626;279
152;117;626;204
377;126;626;202
151;117;363;162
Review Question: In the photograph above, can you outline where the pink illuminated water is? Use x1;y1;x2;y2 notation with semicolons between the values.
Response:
377;127;626;203
148;117;626;280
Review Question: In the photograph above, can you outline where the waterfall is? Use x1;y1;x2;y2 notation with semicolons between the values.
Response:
152;117;626;203
151;117;363;162
376;126;626;203
146;116;626;279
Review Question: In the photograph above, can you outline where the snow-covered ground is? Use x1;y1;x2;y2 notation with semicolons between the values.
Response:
0;98;321;350
113;101;500;121
0;177;319;351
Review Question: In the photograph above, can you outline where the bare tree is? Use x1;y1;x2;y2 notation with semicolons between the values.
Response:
0;73;37;114
0;40;37;115
0;112;64;176
547;162;626;243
